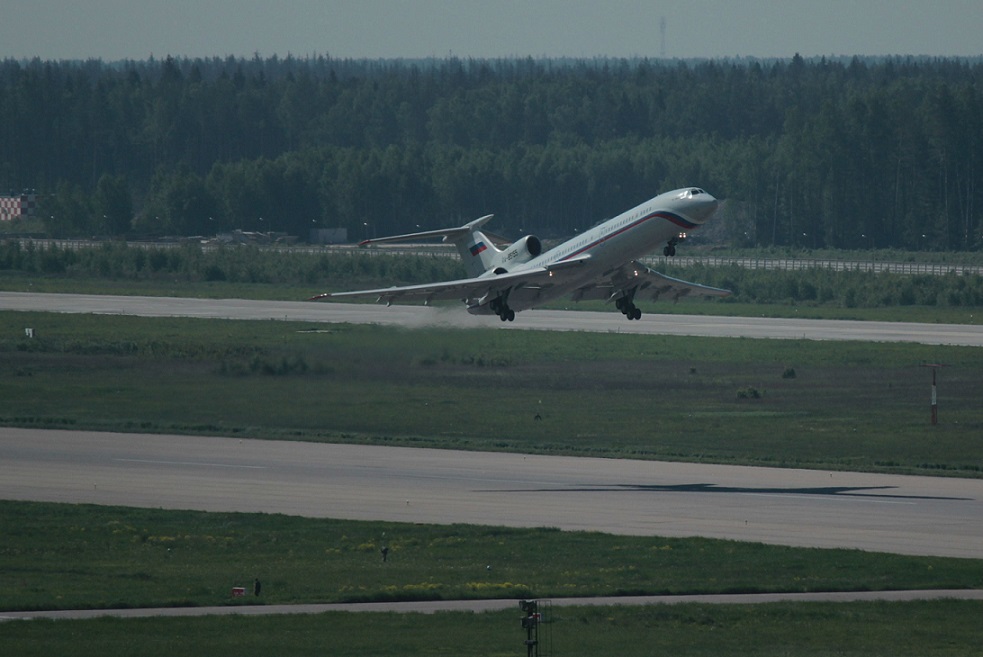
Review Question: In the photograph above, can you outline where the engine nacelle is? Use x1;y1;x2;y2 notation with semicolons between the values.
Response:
492;235;542;273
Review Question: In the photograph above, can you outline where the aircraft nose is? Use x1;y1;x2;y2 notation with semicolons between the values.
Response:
690;193;719;224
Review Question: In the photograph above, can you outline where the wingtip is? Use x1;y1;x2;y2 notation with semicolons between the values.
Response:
308;293;331;301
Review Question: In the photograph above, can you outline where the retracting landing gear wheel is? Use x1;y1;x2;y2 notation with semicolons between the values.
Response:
618;298;642;320
664;234;680;257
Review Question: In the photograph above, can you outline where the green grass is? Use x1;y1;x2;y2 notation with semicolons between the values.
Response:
2;601;982;656
2;311;982;476
2;501;981;612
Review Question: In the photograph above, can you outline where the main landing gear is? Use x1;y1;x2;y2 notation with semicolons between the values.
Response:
663;235;679;257
616;295;642;321
490;296;515;322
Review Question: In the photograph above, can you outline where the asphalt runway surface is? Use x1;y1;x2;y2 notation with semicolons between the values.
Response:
3;291;983;345
3;428;982;560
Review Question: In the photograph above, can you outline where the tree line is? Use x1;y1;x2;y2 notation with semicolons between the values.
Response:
1;54;981;250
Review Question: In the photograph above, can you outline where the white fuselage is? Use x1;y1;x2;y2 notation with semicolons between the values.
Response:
474;187;718;312
320;186;722;320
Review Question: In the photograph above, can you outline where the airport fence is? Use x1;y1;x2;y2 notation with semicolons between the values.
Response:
7;238;983;277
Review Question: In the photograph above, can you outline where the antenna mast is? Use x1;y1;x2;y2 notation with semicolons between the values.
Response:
660;16;667;57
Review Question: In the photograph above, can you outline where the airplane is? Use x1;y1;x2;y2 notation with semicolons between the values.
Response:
312;187;730;321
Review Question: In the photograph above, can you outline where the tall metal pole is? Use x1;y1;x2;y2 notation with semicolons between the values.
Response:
923;364;942;426
520;600;539;657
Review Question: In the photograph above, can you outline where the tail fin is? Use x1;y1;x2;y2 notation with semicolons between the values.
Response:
446;216;503;277
357;214;503;278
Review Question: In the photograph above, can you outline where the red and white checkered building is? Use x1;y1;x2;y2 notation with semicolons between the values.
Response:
0;193;37;221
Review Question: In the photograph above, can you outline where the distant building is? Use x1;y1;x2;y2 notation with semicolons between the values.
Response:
0;193;37;221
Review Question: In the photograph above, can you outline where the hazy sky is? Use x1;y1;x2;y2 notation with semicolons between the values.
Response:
2;0;981;62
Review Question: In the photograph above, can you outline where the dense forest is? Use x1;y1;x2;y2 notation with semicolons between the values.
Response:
1;54;981;250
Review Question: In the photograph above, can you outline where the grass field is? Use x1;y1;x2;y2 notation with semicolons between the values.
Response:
2;310;982;476
4;501;980;612
3;600;982;657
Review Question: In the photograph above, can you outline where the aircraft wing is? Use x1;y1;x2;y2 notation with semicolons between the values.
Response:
570;260;731;303
311;255;592;307
311;256;727;311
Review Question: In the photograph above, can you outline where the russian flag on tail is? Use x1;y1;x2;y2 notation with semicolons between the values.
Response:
469;241;487;256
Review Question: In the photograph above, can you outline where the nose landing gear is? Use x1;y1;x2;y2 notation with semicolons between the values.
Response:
664;232;686;257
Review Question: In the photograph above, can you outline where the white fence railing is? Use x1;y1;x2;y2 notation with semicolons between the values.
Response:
639;255;983;276
8;238;983;277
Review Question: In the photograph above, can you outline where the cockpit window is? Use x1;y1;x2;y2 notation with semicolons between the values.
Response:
678;188;705;199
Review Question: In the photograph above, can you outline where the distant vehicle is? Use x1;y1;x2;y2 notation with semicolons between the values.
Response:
313;187;730;321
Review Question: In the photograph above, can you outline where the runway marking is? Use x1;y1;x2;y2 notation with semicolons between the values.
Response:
113;458;267;470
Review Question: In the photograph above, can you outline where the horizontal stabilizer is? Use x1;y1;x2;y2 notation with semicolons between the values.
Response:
358;215;494;247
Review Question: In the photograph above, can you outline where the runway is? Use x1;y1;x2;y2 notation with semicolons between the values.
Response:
2;428;981;559
2;291;983;345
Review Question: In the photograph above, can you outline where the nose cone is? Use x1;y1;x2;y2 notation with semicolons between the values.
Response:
689;192;719;224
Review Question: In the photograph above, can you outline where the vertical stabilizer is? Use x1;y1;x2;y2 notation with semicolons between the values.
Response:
447;216;502;277
354;213;502;278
